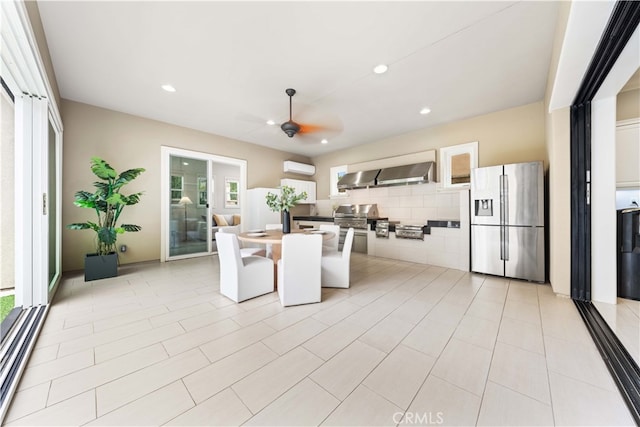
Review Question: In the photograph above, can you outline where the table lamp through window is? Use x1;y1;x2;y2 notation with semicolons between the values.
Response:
179;196;193;241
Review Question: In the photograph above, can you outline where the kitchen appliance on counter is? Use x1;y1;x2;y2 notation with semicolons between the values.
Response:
617;207;640;300
375;220;389;238
395;224;425;240
334;204;384;253
470;161;545;282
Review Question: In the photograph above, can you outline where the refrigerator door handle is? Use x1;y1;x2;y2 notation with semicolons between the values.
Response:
503;226;509;261
500;226;505;260
502;175;509;226
499;175;507;226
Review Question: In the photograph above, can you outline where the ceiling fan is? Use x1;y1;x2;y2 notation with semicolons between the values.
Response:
281;88;301;138
279;88;339;139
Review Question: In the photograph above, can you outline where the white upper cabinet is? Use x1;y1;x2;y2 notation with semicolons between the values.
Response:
616;120;640;187
281;179;316;203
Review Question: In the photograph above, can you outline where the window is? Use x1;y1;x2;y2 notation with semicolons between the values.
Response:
330;165;348;198
197;176;207;207
225;178;239;208
440;141;478;189
171;175;183;203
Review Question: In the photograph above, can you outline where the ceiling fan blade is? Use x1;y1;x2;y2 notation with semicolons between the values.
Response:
298;116;343;136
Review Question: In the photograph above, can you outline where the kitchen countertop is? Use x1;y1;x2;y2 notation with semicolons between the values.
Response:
292;216;334;222
427;220;461;228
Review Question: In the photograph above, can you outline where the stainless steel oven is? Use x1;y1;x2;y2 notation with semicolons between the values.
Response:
339;228;368;253
395;224;425;240
334;204;383;254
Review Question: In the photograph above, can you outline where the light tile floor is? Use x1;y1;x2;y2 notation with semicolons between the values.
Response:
4;254;635;426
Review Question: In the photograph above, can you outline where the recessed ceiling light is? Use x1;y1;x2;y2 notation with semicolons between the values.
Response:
373;64;388;74
420;107;432;115
161;84;176;92
266;120;276;126
321;139;328;144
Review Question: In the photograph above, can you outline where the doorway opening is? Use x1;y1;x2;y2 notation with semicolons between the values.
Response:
160;147;247;261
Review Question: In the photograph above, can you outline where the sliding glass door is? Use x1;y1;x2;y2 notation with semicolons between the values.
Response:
161;147;247;262
0;82;16;322
168;154;209;258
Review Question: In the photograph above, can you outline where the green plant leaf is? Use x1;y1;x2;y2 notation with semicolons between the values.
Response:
106;193;126;205
98;227;118;245
116;168;145;186
90;157;117;180
66;223;92;230
265;185;307;212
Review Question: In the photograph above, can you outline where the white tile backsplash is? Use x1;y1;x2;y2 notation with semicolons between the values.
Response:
321;183;465;225
318;183;470;271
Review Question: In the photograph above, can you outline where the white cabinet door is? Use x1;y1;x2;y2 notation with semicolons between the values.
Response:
616;120;640;187
281;179;316;203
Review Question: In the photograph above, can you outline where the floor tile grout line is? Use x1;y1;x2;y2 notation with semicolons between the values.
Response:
393;273;492;425
472;276;509;426
537;283;557;426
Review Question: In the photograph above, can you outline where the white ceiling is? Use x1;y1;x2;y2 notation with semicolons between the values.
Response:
37;1;559;157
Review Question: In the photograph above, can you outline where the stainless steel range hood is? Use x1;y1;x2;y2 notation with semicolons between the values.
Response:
376;162;435;186
337;169;380;190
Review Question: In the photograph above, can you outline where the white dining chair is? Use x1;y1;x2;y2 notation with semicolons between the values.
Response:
265;223;283;258
216;232;274;303
319;224;340;254
219;227;266;257
321;227;354;288
277;233;322;306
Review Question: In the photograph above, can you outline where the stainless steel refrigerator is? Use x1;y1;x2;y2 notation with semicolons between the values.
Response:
470;161;545;282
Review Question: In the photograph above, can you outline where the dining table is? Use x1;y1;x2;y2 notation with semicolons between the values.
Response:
237;228;335;290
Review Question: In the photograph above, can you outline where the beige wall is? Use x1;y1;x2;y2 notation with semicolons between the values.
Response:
545;108;571;296
61;100;310;271
542;0;572;297
617;88;640;121
311;102;546;199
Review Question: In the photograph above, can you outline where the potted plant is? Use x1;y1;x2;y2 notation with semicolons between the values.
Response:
67;157;145;281
266;185;307;233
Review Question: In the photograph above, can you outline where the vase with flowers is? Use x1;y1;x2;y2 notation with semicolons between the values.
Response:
265;185;307;233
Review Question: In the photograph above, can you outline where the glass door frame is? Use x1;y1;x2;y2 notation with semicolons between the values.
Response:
160;146;247;262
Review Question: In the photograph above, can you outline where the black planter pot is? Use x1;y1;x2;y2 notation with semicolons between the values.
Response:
85;252;118;281
283;211;291;234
